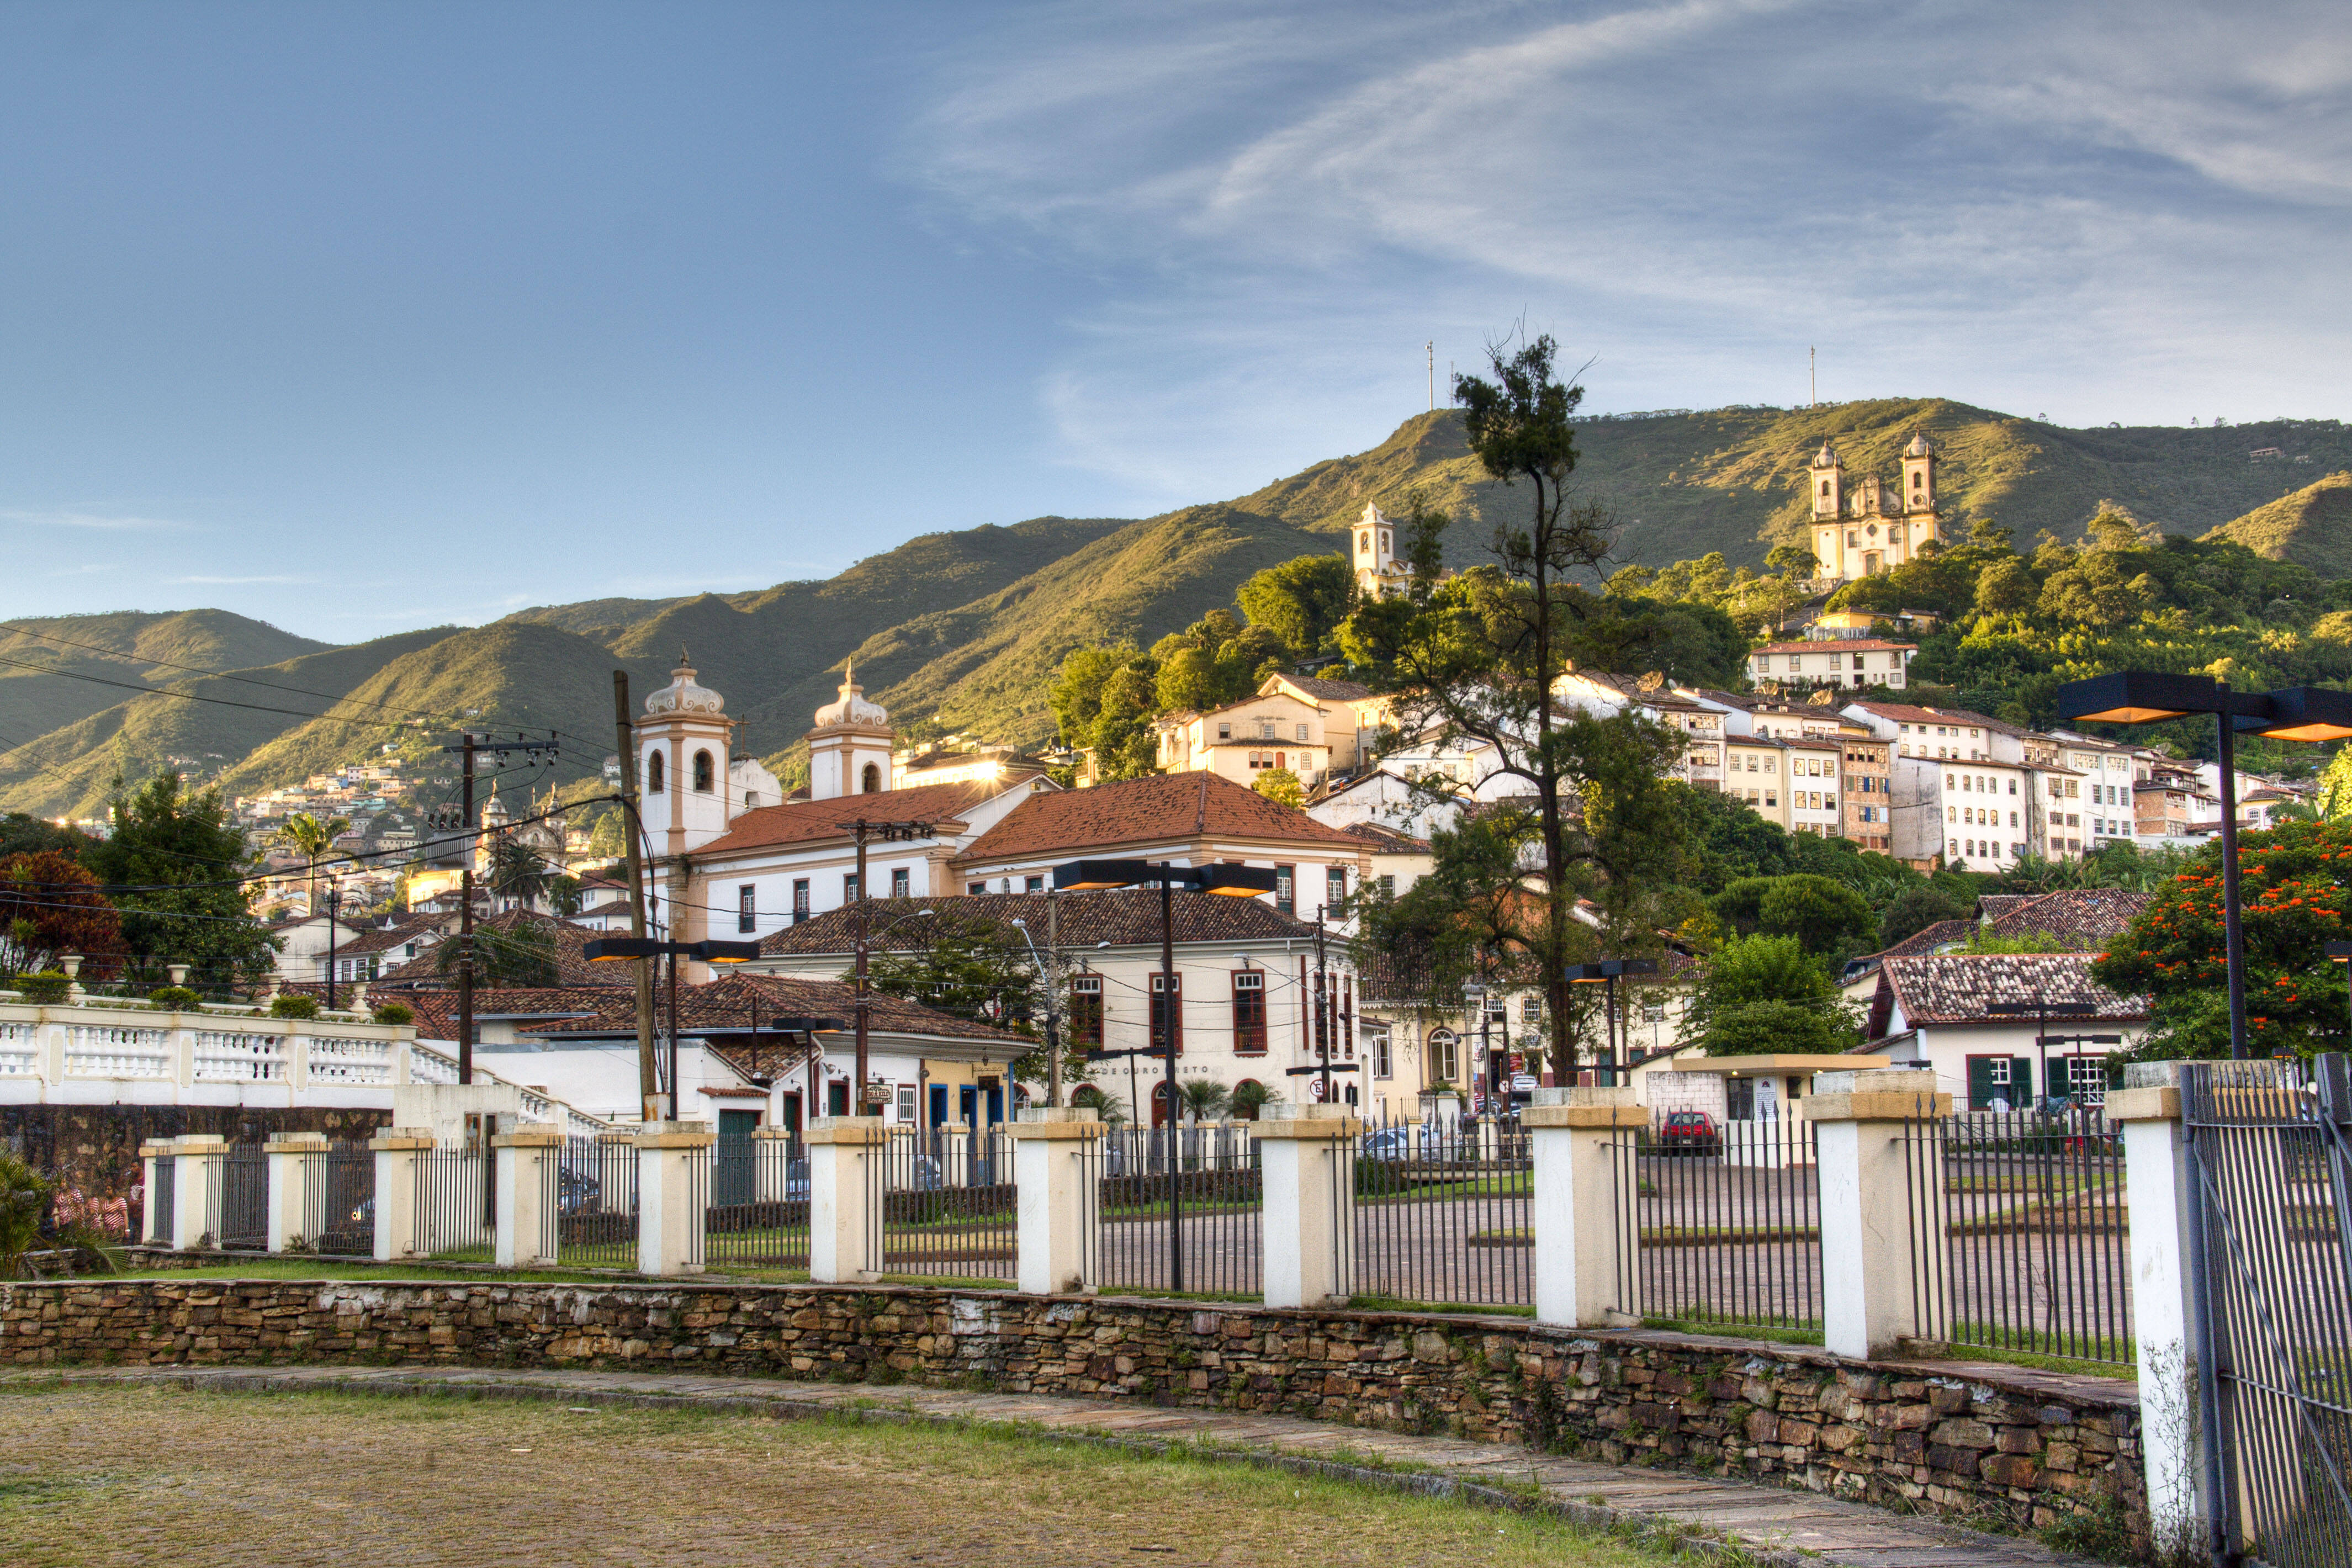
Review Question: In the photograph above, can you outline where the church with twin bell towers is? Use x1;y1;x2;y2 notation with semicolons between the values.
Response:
1807;432;1940;585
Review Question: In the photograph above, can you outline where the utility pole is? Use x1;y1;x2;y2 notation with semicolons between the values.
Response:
324;874;340;1013
614;672;658;1119
1810;346;1816;409
1313;909;1332;1106
1427;341;1434;412
854;821;871;1113
1046;889;1063;1107
1159;870;1180;1291
458;732;475;1086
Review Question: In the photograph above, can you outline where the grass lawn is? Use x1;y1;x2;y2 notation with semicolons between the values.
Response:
0;1382;1690;1567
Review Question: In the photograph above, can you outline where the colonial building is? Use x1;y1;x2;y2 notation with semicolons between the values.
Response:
1807;432;1942;584
1864;952;2146;1111
1153;672;1390;790
1352;502;1413;599
1746;638;1915;690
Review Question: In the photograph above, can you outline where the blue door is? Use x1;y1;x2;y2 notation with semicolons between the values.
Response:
929;1084;950;1127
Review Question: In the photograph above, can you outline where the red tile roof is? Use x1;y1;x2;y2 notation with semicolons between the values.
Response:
955;771;1361;865
1754;639;1917;653
1846;701;2015;733
1872;953;2147;1032
758;888;1317;957
514;972;1030;1045
1984;889;2155;950
688;778;1031;859
1276;675;1375;701
372;912;613;989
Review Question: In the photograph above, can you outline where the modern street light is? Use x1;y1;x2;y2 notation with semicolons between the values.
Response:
1987;998;2123;1112
584;935;762;1118
1571;958;1660;1087
2325;944;2352;1047
1051;857;1280;1292
1008;898;1064;1109
2056;672;2352;1060
838;818;937;1111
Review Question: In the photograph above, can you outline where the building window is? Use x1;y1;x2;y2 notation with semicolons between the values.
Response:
1218;722;1231;739
1070;977;1104;1046
647;750;665;793
693;750;715;793
1427;1028;1459;1085
1274;864;1295;915
968;881;987;896
1326;866;1346;911
1367;1026;1392;1080
860;761;881;794
1024;875;1044;893
738;884;756;934
792;879;810;924
844;873;861;903
1231;970;1267;1054
891;867;911;898
1150;971;1183;1054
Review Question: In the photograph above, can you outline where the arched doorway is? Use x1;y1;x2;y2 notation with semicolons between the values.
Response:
1151;1080;1177;1128
1232;1078;1264;1120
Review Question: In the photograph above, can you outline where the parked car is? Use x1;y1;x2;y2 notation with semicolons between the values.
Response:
1656;1111;1720;1157
1360;1125;1415;1161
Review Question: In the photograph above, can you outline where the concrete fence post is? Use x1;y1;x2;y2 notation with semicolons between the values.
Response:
138;1139;173;1245
807;1115;886;1284
2108;1062;2211;1553
494;1124;563;1269
369;1127;435;1263
1256;1103;1359;1309
264;1132;328;1253
1809;1068;1949;1359
1527;1086;1646;1329
171;1135;228;1252
940;1122;970;1188
1007;1107;1103;1295
751;1125;797;1202
634;1121;714;1277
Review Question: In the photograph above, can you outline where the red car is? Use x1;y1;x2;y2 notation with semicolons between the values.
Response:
1656;1111;1720;1157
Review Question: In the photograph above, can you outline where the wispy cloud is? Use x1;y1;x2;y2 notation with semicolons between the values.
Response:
4;507;196;532
172;574;306;585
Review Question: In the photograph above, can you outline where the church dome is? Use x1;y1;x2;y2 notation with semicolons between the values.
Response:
812;663;888;729
644;650;725;717
1904;431;1933;458
1810;441;1839;468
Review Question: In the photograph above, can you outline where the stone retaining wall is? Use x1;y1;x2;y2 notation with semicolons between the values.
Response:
0;1278;2143;1545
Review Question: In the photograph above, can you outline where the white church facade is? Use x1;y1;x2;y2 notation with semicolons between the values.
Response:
1808;432;1942;585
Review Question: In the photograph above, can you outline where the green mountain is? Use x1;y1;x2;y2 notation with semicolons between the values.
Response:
2202;470;2352;577
2;400;2344;814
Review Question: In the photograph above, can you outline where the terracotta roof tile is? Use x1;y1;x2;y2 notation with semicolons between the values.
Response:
1278;675;1375;701
955;771;1360;864
372;912;613;989
1876;952;2147;1029
507;972;1030;1045
1984;889;2155;950
689;778;1034;859
1862;919;1978;962
758;889;1318;956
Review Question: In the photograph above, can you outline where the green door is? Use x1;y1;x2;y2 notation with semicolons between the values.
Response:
716;1109;758;1207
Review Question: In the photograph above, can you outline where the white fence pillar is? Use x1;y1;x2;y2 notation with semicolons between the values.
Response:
1008;1108;1103;1296
1256;1103;1358;1309
2109;1062;2211;1553
1527;1086;1645;1329
752;1126;797;1201
139;1139;172;1246
171;1135;227;1251
1810;1069;1948;1359
494;1124;562;1269
807;1116;885;1284
634;1121;713;1277
265;1132;328;1253
369;1128;434;1263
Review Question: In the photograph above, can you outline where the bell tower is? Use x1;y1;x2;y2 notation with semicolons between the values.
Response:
1809;441;1844;578
807;663;896;801
634;651;734;862
1901;431;1937;515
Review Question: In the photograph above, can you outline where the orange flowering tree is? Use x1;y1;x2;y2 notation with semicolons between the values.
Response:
2091;819;2352;1061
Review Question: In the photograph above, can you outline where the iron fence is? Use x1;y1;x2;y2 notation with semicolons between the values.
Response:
1343;1114;1531;1309
303;1142;376;1256
208;1142;268;1249
1636;1111;1821;1333
2184;1057;2352;1568
415;1146;494;1260
557;1136;639;1269
861;1127;1018;1283
703;1137;803;1270
1088;1124;1260;1297
1906;1107;2133;1366
149;1155;174;1245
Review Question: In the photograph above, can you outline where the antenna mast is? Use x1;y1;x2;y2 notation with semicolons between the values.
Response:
1427;341;1434;411
1810;346;1817;409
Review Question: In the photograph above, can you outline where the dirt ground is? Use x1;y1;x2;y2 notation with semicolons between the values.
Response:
0;1384;1672;1567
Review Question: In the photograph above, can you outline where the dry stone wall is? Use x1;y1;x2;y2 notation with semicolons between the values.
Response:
1;1278;2143;1543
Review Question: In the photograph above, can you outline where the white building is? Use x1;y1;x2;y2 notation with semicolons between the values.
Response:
1862;952;2147;1111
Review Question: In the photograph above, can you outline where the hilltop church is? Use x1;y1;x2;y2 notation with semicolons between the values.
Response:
1808;433;1942;584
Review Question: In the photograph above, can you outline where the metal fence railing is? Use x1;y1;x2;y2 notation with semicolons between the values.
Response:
305;1141;376;1256
1909;1108;2133;1366
1343;1115;1531;1309
860;1127;1018;1283
416;1147;494;1260
558;1136;639;1269
209;1142;268;1249
1088;1125;1260;1297
149;1154;174;1245
1637;1112;1821;1334
703;1137;802;1270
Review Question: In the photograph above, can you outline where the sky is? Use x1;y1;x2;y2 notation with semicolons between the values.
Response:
2;1;2347;643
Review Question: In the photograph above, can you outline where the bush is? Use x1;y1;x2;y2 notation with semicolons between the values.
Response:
15;972;68;1004
147;985;200;1011
268;993;320;1020
370;1001;415;1026
0;1151;51;1280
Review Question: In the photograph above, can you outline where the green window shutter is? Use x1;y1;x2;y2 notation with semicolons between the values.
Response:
1966;1055;1999;1110
2011;1057;2035;1104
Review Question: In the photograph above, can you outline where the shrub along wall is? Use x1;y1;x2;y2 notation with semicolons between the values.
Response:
0;1278;2143;1545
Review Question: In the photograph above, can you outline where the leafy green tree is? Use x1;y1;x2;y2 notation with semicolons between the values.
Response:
1973;557;2038;616
0;851;121;978
1707;874;1877;966
1252;767;1304;807
83;774;278;995
0;813;92;861
1236;553;1354;655
1877;883;1972;949
1677;934;1862;1056
2036;552;2150;629
1178;1079;1232;1122
434;918;561;988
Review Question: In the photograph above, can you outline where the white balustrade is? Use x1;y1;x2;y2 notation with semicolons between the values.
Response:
409;1041;461;1085
65;1025;172;1079
307;1033;393;1085
0;1021;35;1076
194;1031;286;1082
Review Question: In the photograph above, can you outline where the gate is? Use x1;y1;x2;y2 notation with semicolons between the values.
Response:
211;1142;268;1249
2183;1057;2352;1568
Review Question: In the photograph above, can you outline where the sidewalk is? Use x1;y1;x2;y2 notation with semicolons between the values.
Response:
13;1363;2104;1567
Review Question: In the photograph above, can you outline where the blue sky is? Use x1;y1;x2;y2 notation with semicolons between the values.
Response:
2;1;2346;643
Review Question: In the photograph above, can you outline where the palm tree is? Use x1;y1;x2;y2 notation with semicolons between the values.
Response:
486;836;554;913
1071;1083;1128;1124
274;812;351;921
1178;1079;1231;1124
1229;1080;1280;1121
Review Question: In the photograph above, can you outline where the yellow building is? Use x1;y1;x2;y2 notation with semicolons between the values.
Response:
1808;432;1941;584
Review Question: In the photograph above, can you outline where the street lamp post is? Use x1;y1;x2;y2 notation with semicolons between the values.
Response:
2056;673;2352;1060
1009;895;1064;1108
843;819;935;1114
1052;858;1280;1292
584;936;763;1116
1571;959;1660;1086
